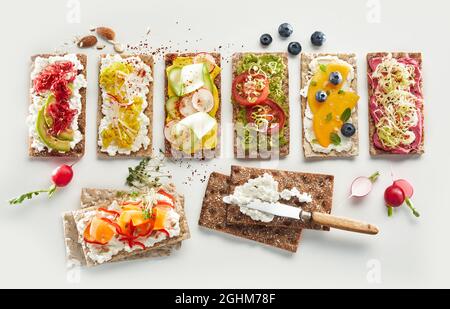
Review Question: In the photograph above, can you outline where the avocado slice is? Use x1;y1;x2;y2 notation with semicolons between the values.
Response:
36;106;71;152
42;95;74;141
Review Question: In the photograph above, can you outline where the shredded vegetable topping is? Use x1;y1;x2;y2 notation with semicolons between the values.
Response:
371;55;421;150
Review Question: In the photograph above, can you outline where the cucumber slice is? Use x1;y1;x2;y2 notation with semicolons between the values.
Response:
166;96;180;119
168;67;183;96
202;64;214;92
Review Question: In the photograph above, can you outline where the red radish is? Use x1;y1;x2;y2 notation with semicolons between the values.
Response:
9;163;75;205
51;164;74;187
384;180;420;218
349;172;380;198
393;179;414;198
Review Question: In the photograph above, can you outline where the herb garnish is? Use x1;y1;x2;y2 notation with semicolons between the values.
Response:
126;153;171;189
311;81;317;87
319;64;327;72
330;132;341;146
325;113;333;122
340;108;352;122
338;89;345;95
9;185;57;205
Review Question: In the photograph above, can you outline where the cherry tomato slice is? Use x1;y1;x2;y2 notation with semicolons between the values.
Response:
232;73;269;106
246;99;286;134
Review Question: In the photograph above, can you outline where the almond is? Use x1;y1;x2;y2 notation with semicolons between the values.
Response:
78;35;97;48
96;27;116;41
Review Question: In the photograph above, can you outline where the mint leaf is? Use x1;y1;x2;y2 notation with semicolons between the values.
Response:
338;90;345;94
325;113;333;122
319;64;327;72
340;108;352;122
311;81;317;87
330;132;341;146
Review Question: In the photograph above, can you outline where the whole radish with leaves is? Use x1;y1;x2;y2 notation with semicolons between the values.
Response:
384;179;420;218
9;164;75;205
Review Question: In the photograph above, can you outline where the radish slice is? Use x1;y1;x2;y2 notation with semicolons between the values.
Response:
349;172;380;198
179;95;197;117
193;53;216;73
164;121;193;149
192;88;214;113
394;179;414;198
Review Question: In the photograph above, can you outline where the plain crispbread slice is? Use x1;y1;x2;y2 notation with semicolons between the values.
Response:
97;54;153;159
62;184;189;267
367;52;425;156
225;166;334;231
300;53;359;159
199;172;302;253
232;52;290;159
164;52;221;159
29;54;87;158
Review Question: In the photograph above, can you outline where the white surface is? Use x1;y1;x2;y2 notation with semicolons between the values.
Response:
0;0;449;289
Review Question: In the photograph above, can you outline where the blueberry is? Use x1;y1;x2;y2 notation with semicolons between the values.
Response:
329;72;342;85
278;23;293;38
341;123;356;137
287;42;302;55
260;33;273;46
315;90;327;102
311;31;326;46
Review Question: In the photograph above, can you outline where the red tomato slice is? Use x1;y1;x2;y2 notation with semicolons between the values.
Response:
246;99;286;134
232;73;269;106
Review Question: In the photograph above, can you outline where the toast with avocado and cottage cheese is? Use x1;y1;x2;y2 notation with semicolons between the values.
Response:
367;52;424;156
300;53;359;159
232;53;290;159
62;184;190;267
164;53;221;159
97;54;153;158
28;54;87;158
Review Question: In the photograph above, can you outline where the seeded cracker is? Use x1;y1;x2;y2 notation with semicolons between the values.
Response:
225;166;334;231
199;172;301;253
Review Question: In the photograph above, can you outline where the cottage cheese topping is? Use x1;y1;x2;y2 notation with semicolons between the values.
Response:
223;173;312;222
98;55;153;156
300;56;356;154
76;194;180;264
28;54;87;152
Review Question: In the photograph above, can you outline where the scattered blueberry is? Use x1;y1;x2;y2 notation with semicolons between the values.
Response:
315;90;328;103
329;72;343;85
341;123;356;137
278;23;293;38
260;33;273;46
287;42;302;55
311;31;326;46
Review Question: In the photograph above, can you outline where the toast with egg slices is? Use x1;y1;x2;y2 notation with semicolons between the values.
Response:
97;54;153;158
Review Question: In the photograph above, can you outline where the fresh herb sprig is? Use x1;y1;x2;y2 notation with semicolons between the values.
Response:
125;154;171;189
9;185;57;205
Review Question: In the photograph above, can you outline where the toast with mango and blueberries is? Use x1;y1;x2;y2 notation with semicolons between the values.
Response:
300;53;359;159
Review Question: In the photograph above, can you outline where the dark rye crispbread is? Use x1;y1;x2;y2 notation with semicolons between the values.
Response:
301;53;359;159
29;54;87;158
367;52;425;156
226;166;334;231
199;172;302;253
62;184;189;267
232;52;290;159
164;52;221;159
97;54;153;159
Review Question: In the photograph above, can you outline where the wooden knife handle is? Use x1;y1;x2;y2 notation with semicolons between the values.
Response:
311;212;379;235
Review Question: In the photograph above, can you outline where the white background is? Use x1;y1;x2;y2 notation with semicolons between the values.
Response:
0;0;449;289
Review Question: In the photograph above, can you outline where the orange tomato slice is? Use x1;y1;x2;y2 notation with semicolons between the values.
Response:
153;207;169;231
84;216;116;245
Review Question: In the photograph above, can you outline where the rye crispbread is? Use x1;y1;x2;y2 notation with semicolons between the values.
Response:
199;172;302;253
232;53;290;159
367;52;425;156
300;53;359;159
62;184;189;267
225;166;334;231
29;54;87;158
164;52;221;159
97;54;153;159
